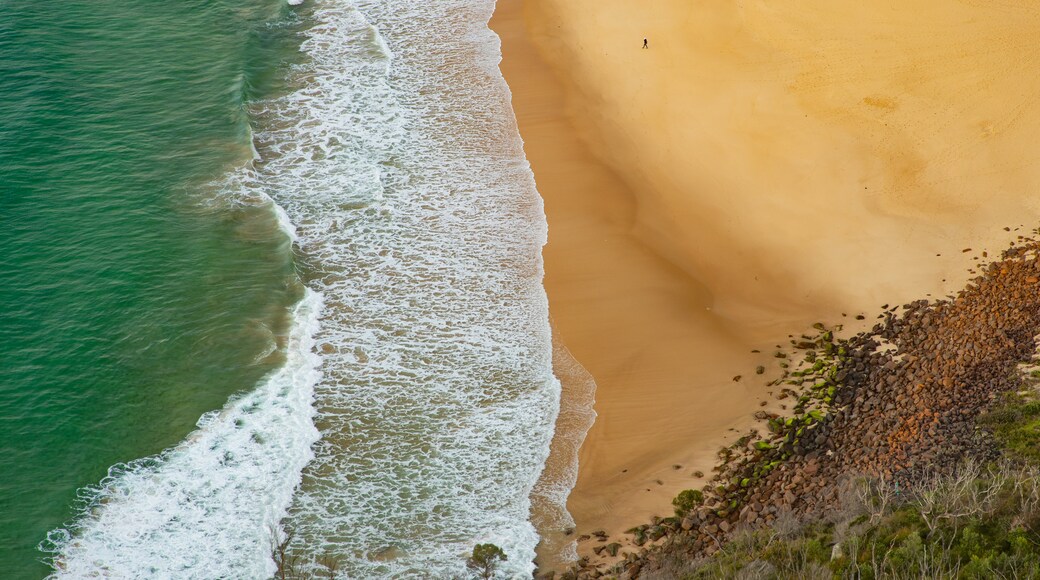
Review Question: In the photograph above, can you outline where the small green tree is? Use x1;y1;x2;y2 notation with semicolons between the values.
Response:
467;543;507;580
673;488;705;517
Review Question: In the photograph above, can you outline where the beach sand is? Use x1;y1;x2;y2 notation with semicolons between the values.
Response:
493;0;1040;568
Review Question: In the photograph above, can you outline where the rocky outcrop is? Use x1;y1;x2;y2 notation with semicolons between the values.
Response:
562;238;1040;579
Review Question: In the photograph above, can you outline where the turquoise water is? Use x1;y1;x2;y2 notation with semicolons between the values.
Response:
0;1;304;576
2;0;567;576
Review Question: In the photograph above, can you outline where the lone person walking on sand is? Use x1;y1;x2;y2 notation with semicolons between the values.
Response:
643;38;648;49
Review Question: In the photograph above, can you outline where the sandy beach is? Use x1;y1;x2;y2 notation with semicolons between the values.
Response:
493;0;1040;568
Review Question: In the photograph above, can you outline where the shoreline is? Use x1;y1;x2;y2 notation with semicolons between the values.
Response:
490;1;798;565
493;0;1040;572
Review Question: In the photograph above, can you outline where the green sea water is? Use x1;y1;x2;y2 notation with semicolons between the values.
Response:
0;1;306;576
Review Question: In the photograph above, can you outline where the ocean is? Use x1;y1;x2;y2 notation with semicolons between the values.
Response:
0;0;562;578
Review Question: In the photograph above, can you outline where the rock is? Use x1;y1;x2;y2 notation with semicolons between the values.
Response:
371;545;403;561
605;543;621;557
681;517;696;531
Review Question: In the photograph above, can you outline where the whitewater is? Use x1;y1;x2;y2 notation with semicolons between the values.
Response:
43;0;561;577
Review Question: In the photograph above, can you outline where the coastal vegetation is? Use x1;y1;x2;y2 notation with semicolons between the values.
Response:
467;543;509;579
654;461;1040;579
980;392;1040;465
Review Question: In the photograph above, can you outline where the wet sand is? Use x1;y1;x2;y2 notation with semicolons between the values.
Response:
492;0;1037;567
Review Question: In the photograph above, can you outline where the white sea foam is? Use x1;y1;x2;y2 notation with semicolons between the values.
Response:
250;0;561;576
43;287;324;578
530;342;598;566
43;0;570;576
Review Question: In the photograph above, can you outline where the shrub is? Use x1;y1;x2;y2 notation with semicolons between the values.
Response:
673;489;705;517
467;543;507;580
980;394;1040;464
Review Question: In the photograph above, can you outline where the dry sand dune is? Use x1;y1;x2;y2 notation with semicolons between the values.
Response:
494;0;1040;566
